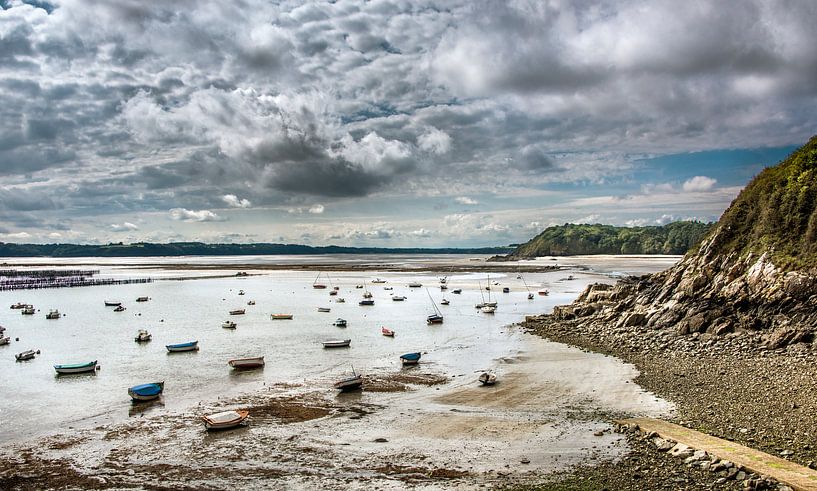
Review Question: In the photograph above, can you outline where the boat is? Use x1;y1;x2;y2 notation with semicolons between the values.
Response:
391;295;406;301
439;276;447;284
478;372;497;386
381;327;395;337
228;356;265;369
408;282;422;288
166;341;199;352
335;297;346;303
481;305;496;314
0;336;9;345
222;320;237;329
399;352;421;365
362;291;373;299
229;309;245;315
383;286;393;290
452;289;462;294
334;371;363;392
136;296;149;302
520;275;535;300
15;349;38;361
202;409;250;431
475;302;485;309
329;290;338;296
10;302;27;309
359;299;374;306
134;329;152;342
440;298;450;305
238;290;245;295
271;313;293;320
113;305;126;312
355;285;363;289
502;287;510;293
333;318;347;327
317;307;331;313
45;309;61;319
128;381;164;401
247;300;256;305
426;290;444;324
322;339;351;348
104;301;121;307
567;275;575;280
372;278;387;284
54;360;98;374
538;289;549;296
440;284;448;290
312;272;327;289
528;293;535;300
21;306;35;315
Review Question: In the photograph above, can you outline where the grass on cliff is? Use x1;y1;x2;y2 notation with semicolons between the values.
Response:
709;135;817;271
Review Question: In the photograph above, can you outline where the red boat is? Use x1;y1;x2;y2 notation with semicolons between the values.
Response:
381;327;395;337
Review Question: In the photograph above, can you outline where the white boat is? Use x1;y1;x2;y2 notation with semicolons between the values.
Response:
202;410;249;430
478;372;497;386
317;307;331;313
334;371;363;391
426;289;444;324
54;360;98;374
228;356;265;369
229;309;245;315
440;299;450;305
391;295;406;301
21;306;35;315
335;297;346;303
15;349;38;361
0;336;9;346
45;309;61;319
322;339;351;348
238;290;245;295
271;313;293;320
247;300;256;305
371;278;387;284
481;305;496;314
333;318;347;327
134;330;152;342
222;320;237;329
408;282;422;288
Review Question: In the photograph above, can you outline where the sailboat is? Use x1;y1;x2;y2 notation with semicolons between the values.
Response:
312;272;327;289
481;275;497;313
426;289;444;324
521;275;535;300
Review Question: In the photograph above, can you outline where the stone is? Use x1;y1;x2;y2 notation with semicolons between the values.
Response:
780;449;794;457
653;437;674;452
669;443;694;458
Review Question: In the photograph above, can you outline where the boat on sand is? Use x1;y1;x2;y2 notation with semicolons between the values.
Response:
202;410;249;430
228;356;265;369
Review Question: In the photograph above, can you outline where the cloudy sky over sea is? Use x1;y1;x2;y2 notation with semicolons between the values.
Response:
1;0;815;246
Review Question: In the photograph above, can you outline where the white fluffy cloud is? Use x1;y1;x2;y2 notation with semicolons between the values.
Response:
169;208;223;222
222;194;252;208
682;176;718;192
110;222;139;232
455;197;478;205
309;204;325;214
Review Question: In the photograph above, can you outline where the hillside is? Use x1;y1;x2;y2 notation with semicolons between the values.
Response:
504;221;713;258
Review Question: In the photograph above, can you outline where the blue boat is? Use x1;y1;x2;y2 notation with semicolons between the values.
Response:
128;381;165;401
399;352;422;365
166;340;198;352
54;360;98;374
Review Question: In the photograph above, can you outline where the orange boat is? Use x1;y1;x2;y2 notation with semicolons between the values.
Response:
381;327;395;337
201;410;249;430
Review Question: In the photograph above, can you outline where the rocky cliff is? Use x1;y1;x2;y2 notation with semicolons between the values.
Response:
532;136;817;353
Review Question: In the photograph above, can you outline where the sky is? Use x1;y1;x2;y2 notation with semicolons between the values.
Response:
0;0;815;247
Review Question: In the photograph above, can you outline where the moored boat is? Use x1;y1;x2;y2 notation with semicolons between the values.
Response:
427;313;444;324
54;360;98;374
247;300;255;305
408;282;422;288
478;372;497;386
228;356;265;369
222;320;237;329
322;339;351;348
502;287;510;293
317;307;331;313
21;306;35;315
46;309;61;319
440;298;450;305
312;272;327;289
371;278;387;283
359;299;374;306
238;290;245;295
113;305;126;312
270;313;293;320
400;352;421;365
538;289;549;296
229;309;245;315
10;302;27;309
15;349;38;361
336;297;346;303
202;410;249;431
333;318;347;327
128;381;164;401
334;372;363;392
452;289;462;294
528;293;534;300
391;295;406;301
104;301;121;307
136;296;149;302
166;341;199;352
381;327;395;337
481;305;496;314
134;329;152;342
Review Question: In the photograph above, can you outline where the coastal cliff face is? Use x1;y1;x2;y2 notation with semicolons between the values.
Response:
533;136;817;352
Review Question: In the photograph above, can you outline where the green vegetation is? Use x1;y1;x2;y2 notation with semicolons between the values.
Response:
0;242;512;258
708;135;817;270
507;221;714;258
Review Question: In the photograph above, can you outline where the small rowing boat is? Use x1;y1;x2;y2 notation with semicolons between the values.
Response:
333;318;347;327
222;320;237;329
166;341;198;352
136;296;149;302
228;356;265;369
322;339;351;348
359;299;374;306
46;309;61;319
229;309;245;315
334;372;363;392
113;305;126;312
134;329;152;342
270;313;293;320
381;327;395;337
54;360;98;374
317;307;331;313
202;410;249;431
15;349;38;361
400;352;421;365
104;301;121;307
391;295;406;301
128;381;164;401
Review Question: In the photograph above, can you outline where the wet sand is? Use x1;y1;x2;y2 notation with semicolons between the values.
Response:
0;334;672;490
